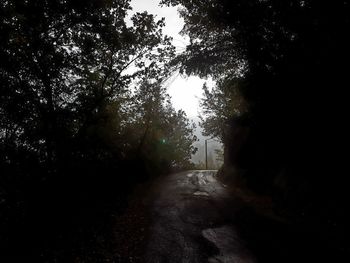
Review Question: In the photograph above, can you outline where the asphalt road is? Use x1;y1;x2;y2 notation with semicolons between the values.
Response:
145;170;256;263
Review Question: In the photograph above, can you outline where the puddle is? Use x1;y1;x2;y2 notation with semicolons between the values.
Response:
193;191;210;196
206;174;216;182
197;173;208;185
202;226;256;263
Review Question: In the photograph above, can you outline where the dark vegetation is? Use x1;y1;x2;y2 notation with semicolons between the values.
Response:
0;0;197;260
162;0;349;260
1;0;349;261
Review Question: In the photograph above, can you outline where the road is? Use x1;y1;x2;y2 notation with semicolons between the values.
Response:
145;170;256;263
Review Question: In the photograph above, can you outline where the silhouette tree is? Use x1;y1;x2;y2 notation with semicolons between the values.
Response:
0;0;175;171
162;0;349;253
124;79;197;172
0;0;196;260
199;79;248;141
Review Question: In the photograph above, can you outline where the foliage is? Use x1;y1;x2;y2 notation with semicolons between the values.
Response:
0;0;196;259
199;79;248;140
0;0;175;168
214;148;224;164
110;79;198;172
162;0;349;248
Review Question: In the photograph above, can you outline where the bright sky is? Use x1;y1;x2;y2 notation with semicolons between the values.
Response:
128;0;214;118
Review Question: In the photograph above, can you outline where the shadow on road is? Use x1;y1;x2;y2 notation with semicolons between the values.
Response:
234;202;346;263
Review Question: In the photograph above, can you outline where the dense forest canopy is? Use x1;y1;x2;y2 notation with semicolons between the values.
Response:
0;0;199;175
162;0;349;250
0;0;349;260
0;0;197;259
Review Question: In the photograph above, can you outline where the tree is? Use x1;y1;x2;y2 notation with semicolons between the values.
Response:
127;79;198;172
161;0;349;249
214;148;224;164
0;0;174;163
0;0;198;259
199;79;248;141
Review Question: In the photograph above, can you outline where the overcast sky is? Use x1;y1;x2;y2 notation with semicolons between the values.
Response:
127;0;222;165
128;0;214;119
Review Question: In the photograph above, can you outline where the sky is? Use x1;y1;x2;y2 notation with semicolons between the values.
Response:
128;0;222;166
128;0;214;119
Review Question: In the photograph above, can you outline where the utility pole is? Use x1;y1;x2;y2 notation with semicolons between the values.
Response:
205;139;208;170
205;138;219;170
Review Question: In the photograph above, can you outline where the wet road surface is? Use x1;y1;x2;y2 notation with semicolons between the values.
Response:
145;170;256;263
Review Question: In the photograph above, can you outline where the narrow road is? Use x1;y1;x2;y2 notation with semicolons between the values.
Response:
145;170;256;263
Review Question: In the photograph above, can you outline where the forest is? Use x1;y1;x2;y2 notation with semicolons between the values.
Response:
0;0;197;260
175;0;348;258
1;0;348;262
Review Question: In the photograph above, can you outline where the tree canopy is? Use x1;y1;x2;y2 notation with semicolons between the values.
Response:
162;0;349;249
0;0;197;259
